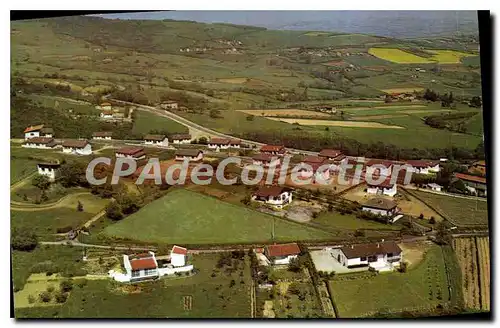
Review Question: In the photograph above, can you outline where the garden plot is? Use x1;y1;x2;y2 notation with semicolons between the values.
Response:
237;109;330;117
266;118;405;129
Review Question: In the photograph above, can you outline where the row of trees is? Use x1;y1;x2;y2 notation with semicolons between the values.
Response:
424;111;479;134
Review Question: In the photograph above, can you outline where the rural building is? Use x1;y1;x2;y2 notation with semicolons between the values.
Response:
366;178;397;197
109;250;194;283
100;110;114;119
362;198;399;217
207;138;231;151
22;137;57;149
144;134;169;147
99;102;112;110
115;147;147;160
260;145;286;156
366;159;398;178
160;100;178;110
469;160;486;176
330;241;402;272
264;243;301;265
427;183;443;192
454;173;487;197
252;185;292;209
252;153;281;168
297;161;331;183
170;134;192;144
92;131;113;140
318;149;343;161
170;245;188;267
175;149;204;162
24;124;54;139
36;162;61;182
62;140;92;155
406;160;440;175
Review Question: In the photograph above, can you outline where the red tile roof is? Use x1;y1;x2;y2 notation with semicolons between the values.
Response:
341;241;401;259
92;131;113;137
169;133;192;141
253;186;289;198
252;153;275;162
367;177;395;189
62;140;89;148
144;134;166;141
260;145;285;153
209;138;231;145
455;173;487;184
266;243;301;257
405;160;439;168
171;245;188;255
319;149;342;158
130;257;157;271
302;156;326;165
116;147;145;157
24;124;45;133
366;159;400;167
24;137;54;144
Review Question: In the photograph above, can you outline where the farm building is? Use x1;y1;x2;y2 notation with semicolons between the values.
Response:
175;149;204;162
22;137;57;149
24;124;54;140
252;185;292;209
264;243;301;265
115;147;147;160
207;138;241;151
362;198;400;218
365;159;400;178
252;153;281;168
109;250;194;283
62;140;92;155
297;161;331;184
36;162;61;182
469;160;486;176
427;183;443;192
366;178;397;197
405;160;440;175
454;173;487;197
98;102;112;110
331;241;402;272
144;134;169;147
169;134;192;144
260;144;286;156
318;149;343;161
100;110;114;119
160;100;178;110
170;245;188;267
92;131;113;140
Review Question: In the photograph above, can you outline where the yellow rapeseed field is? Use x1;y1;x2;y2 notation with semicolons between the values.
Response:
369;48;477;64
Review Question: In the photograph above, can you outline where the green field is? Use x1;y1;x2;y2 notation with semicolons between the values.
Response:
132;109;189;135
11;158;38;184
15;253;252;318
329;245;451;318
103;188;334;244
410;190;488;227
313;211;401;231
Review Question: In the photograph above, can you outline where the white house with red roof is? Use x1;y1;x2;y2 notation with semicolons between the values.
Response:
24;125;54;140
207;138;241;151
365;159;399;178
62;140;92;155
23;137;57;149
264;243;301;265
406;160;440;175
260;145;286;156
252;153;281;168
366;178;397;197
170;245;188;267
116;147;147;160
252;186;292;209
318;149;343;161
122;251;159;282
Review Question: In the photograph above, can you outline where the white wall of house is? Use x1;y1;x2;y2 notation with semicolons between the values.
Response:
272;255;297;265
366;185;397;197
100;113;113;118
208;143;230;150
25;131;40;139
171;253;186;267
175;153;203;162
158;265;193;276
366;165;392;177
230;143;241;149
145;139;169;147
252;158;281;168
93;136;112;140
23;143;54;149
172;139;191;144
116;153;146;160
63;144;92;155
37;167;57;181
252;191;292;208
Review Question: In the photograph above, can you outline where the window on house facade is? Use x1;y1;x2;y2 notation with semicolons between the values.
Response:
145;268;156;276
360;256;367;261
131;270;140;277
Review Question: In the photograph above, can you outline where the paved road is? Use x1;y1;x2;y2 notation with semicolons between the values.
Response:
107;98;319;156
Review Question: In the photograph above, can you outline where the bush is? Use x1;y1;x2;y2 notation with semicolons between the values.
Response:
39;291;51;303
55;291;68;303
429;217;436;224
28;295;35;304
11;228;38;251
47;285;55;293
60;280;73;293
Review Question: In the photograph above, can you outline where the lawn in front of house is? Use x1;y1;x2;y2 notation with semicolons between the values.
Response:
103;188;334;244
328;245;450;318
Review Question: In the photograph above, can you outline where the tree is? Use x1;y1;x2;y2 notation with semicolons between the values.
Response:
435;221;450;245
32;174;51;191
77;201;84;212
105;201;124;221
209;109;221;119
39;291;51;303
12;228;38;251
60;280;73;293
55;291;68;303
246;114;255;121
423;88;439;102
384;94;393;103
197;136;208;145
59;161;88;188
429;216;436;224
288;257;302;272
469;96;482;108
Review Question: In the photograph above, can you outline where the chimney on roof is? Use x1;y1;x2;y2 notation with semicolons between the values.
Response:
377;243;380;248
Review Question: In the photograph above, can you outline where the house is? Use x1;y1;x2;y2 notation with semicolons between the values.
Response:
297;161;331;184
318;149;343;161
366;178;397;197
24;125;54;139
37;162;61;182
160;100;178;110
92;131;113;140
331;241;402;272
229;139;241;148
100;102;112;110
170;245;188;267
252;153;281;168
115;147;146;160
454;173;487;197
365;159;397;178
264;243;301;265
406;160;440;174
23;137;57;149
175;149;203;162
427;183;443;192
252;186;292;209
260;145;286;156
100;110;114;119
207;138;231;151
362;198;399;217
469;160;486;176
62;140;92;155
123;251;159;282
170;134;192;144
144;134;169;147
